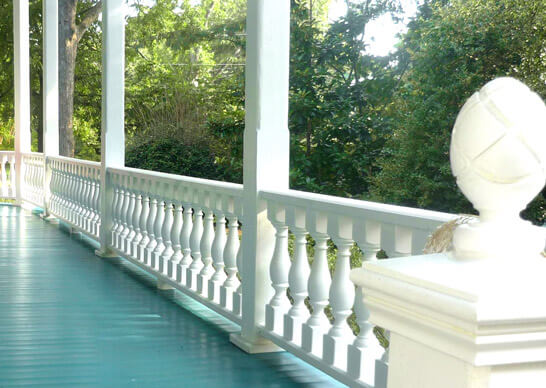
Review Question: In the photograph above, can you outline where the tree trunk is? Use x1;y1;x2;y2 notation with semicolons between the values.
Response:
58;0;102;157
59;0;78;157
37;73;43;152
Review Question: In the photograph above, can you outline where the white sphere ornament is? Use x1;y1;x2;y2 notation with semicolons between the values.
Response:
450;77;546;260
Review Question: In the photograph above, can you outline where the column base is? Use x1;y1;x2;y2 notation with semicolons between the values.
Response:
229;332;283;354
157;278;174;290
95;248;119;259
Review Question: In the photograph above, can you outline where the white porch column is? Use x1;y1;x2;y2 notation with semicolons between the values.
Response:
42;0;59;216
13;0;31;204
230;0;291;353
96;0;125;257
351;78;546;388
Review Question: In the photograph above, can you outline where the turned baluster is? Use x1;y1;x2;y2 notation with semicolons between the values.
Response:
160;200;174;275
129;186;143;257
347;220;384;382
284;208;311;345
197;207;215;297
178;203;193;285
9;156;16;198
114;177;126;248
302;230;331;356
209;210;227;303
124;182;137;254
136;190;150;262
233;238;243;316
265;203;291;335
1;156;6;197
221;214;240;310
168;202;184;279
119;179;132;249
187;205;204;290
323;216;356;370
151;198;166;271
111;180;121;244
144;196;158;267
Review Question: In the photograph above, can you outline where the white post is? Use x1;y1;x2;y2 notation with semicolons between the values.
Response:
351;78;546;388
13;0;31;204
42;0;59;217
229;0;291;353
96;0;124;257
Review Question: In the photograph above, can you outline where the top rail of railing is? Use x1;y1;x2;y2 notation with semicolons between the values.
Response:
47;155;100;168
261;189;456;231
108;166;244;198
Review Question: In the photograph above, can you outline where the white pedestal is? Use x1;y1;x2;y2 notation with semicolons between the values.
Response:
352;253;546;388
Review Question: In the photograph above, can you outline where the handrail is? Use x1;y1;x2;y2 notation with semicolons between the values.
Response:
108;166;243;197
261;189;455;230
48;154;100;168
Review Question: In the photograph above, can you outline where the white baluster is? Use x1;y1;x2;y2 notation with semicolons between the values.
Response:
284;207;311;345
114;179;126;248
197;207;215;297
137;190;150;262
119;179;132;249
221;214;240;310
265;203;291;335
160;200;174;275
187;205;203;290
92;170;101;236
151;199;165;271
168;201;184;279
348;220;384;383
144;196;158;267
124;183;137;254
323;216;355;370
302;231;331;356
9;156;16;198
1;156;6;197
129;187;143;258
111;179;121;244
177;203;193;285
394;225;413;257
209;210;227;303
233;239;243;316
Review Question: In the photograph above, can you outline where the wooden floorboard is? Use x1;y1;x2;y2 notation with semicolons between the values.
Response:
0;205;342;387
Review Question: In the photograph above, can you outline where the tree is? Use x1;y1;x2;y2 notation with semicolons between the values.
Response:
289;0;401;196
371;0;546;223
59;0;102;157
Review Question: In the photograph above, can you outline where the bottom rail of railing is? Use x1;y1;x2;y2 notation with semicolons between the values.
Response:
259;328;387;388
107;244;242;326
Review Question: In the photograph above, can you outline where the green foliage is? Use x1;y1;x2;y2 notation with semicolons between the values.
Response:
126;137;223;180
370;0;546;224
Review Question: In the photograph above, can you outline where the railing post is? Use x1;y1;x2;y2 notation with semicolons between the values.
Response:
230;0;291;353
42;0;59;218
96;0;125;258
351;78;546;388
13;0;31;205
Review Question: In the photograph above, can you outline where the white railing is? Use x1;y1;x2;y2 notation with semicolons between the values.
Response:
9;155;456;388
47;156;101;239
8;157;456;387
259;189;455;387
21;152;45;207
107;166;244;323
0;151;16;200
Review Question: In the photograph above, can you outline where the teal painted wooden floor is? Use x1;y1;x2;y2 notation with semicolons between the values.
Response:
0;205;342;387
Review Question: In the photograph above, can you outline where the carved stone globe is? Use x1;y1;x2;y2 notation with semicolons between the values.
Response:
450;77;546;259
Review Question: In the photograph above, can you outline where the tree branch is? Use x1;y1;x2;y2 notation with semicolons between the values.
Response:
76;1;103;42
